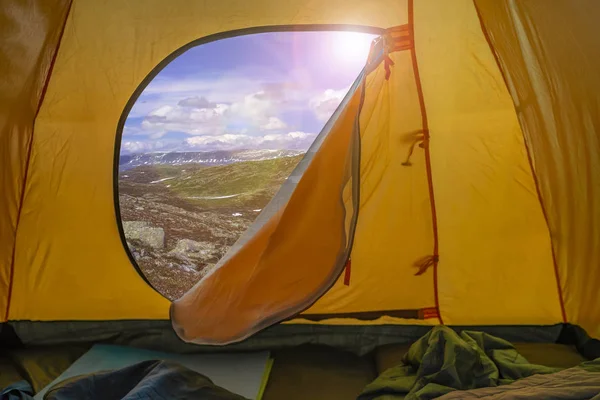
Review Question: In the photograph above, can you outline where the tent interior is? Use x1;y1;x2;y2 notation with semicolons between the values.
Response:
2;0;600;398
0;333;596;399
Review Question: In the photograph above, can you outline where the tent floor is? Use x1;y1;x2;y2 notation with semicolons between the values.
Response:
0;343;586;399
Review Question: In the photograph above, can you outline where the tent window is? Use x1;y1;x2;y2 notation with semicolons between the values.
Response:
117;31;376;300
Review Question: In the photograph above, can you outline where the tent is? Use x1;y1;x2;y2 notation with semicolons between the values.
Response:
1;0;599;353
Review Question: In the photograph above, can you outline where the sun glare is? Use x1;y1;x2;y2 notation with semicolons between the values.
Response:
330;32;375;65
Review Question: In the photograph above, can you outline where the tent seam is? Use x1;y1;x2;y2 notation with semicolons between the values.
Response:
407;0;443;325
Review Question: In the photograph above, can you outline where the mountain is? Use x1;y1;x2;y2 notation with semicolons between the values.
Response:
119;149;305;171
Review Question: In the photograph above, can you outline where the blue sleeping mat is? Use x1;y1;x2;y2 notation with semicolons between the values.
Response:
34;344;272;399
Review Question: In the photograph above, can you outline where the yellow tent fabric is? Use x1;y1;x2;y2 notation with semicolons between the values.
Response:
475;0;600;341
1;0;72;320
1;0;598;344
173;76;363;344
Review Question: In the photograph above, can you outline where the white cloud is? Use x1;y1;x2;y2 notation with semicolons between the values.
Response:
136;87;290;137
121;140;178;153
140;103;229;136
148;131;167;139
185;134;255;148
126;76;263;119
177;96;215;108
184;131;316;151
261;131;316;149
123;73;338;155
228;91;275;126
122;141;149;153
261;117;287;130
123;125;142;136
261;131;317;150
309;88;349;121
148;105;174;117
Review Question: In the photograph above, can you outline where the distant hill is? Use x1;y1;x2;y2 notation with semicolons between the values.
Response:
119;154;304;210
119;149;304;171
168;154;303;209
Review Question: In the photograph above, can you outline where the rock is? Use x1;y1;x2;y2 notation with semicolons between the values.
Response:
168;239;218;262
122;221;164;249
179;263;198;273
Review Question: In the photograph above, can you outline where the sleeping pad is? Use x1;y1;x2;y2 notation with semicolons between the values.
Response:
42;360;248;400
358;326;565;400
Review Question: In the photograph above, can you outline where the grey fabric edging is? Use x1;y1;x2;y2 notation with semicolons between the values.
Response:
7;321;564;356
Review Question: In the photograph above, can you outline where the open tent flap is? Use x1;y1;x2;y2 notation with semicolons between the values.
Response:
301;23;438;320
171;64;366;345
172;23;439;347
170;22;433;345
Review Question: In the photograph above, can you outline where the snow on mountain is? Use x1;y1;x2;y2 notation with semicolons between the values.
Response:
119;149;304;171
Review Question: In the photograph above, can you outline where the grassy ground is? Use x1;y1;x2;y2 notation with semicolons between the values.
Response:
162;155;302;209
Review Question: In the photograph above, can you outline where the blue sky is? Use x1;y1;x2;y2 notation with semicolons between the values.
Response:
122;31;376;154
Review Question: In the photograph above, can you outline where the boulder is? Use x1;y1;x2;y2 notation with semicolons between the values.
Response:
122;221;164;249
168;239;218;262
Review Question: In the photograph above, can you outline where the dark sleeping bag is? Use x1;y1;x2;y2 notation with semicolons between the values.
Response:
1;381;35;400
43;360;249;400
